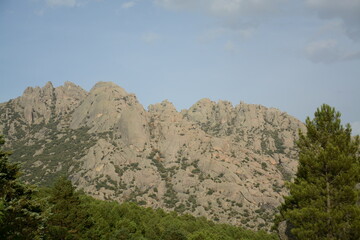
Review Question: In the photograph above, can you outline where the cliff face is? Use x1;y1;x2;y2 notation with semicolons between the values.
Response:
0;81;305;231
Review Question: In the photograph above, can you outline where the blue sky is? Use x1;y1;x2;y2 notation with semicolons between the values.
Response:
1;0;360;134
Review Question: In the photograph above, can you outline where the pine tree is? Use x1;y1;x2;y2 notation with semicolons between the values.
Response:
0;135;43;239
45;176;93;239
277;104;360;240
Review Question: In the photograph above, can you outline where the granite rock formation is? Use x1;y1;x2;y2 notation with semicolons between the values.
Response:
0;81;305;231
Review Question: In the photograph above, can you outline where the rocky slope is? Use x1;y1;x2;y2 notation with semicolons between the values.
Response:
0;81;305;231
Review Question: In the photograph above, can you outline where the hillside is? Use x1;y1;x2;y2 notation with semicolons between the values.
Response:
0;81;305;231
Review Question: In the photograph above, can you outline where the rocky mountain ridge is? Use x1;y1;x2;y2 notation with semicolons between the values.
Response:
0;81;305;231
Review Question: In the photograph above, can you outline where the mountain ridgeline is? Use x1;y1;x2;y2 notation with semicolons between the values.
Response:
0;81;305;231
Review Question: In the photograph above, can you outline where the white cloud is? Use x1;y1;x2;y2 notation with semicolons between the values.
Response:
154;0;285;17
153;0;286;37
141;32;161;43
210;0;286;17
305;0;360;41
305;39;360;63
305;0;360;13
154;0;360;59
351;121;360;136
46;0;78;7
154;0;360;43
153;0;202;11
121;1;136;9
154;0;281;48
305;39;338;63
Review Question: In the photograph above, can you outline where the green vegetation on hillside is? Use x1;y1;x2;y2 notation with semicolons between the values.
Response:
42;180;277;240
8;124;97;186
0;135;278;240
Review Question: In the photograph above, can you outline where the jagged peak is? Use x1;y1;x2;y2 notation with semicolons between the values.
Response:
91;81;124;91
23;86;37;94
43;81;54;89
189;98;235;113
92;81;116;88
194;98;213;106
218;100;233;106
188;98;214;111
22;82;54;96
191;98;234;108
58;82;88;96
63;81;81;89
235;101;280;113
160;99;176;108
148;99;177;113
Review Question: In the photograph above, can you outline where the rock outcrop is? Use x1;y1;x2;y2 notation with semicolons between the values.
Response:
0;81;305;231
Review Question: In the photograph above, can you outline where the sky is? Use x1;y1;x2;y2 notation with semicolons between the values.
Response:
1;0;360;134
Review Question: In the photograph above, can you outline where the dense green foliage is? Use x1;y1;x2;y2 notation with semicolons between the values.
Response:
41;176;94;239
0;135;43;239
0;135;278;240
277;104;360;239
36;177;277;240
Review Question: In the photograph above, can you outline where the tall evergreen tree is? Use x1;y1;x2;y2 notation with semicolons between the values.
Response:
0;135;43;239
277;104;360;239
45;176;93;239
